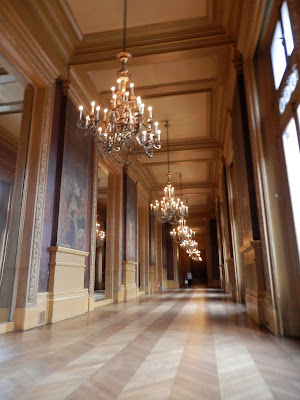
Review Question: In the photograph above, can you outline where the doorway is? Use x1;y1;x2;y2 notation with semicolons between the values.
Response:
94;165;108;303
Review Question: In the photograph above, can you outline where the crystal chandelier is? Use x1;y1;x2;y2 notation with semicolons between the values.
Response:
150;122;188;224
180;238;202;260
188;249;202;261
170;219;195;244
180;238;198;252
96;222;105;247
77;0;161;164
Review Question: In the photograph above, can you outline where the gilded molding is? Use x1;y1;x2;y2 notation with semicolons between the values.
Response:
89;146;98;297
27;84;55;303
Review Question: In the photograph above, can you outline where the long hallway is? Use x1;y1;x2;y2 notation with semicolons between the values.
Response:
0;288;300;400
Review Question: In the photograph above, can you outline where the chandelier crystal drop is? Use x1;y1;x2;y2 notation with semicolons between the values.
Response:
96;222;105;247
77;0;161;164
180;238;202;261
150;122;188;224
180;239;198;252
188;249;202;261
170;219;195;244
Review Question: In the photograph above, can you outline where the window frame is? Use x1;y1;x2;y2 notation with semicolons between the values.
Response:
270;0;297;94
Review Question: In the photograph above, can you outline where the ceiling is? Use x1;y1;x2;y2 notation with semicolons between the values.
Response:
41;0;246;233
66;0;209;34
64;0;244;230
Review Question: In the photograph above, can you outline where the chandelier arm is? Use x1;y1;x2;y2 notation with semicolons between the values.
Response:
111;149;145;165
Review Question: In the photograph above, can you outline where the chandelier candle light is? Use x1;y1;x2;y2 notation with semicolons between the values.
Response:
77;0;161;164
150;122;188;224
170;173;192;243
180;238;202;261
180;239;198;252
96;222;105;247
189;249;202;261
170;218;195;244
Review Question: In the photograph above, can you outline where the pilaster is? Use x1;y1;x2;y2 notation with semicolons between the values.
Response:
122;261;138;301
242;240;278;334
149;265;158;294
226;257;238;301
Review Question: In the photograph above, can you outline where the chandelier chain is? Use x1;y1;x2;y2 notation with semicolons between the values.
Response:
123;0;127;52
179;173;183;199
165;121;170;174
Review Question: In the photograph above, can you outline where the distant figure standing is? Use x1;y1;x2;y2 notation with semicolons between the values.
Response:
187;271;193;288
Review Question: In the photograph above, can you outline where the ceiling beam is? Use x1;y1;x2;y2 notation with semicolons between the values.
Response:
98;79;220;99
135;143;222;157
139;158;218;167
151;182;216;192
70;18;234;66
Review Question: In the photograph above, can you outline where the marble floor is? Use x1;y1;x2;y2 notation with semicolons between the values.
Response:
0;288;300;400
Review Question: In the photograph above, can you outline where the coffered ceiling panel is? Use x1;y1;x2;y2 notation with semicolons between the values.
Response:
150;163;208;185
89;56;217;93
66;0;209;35
146;92;210;141
184;193;209;206
140;147;220;165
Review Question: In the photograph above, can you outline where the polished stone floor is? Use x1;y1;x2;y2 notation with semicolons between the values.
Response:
0;288;300;400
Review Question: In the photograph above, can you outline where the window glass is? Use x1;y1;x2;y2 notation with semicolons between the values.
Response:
281;1;294;56
271;21;286;89
282;118;300;259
